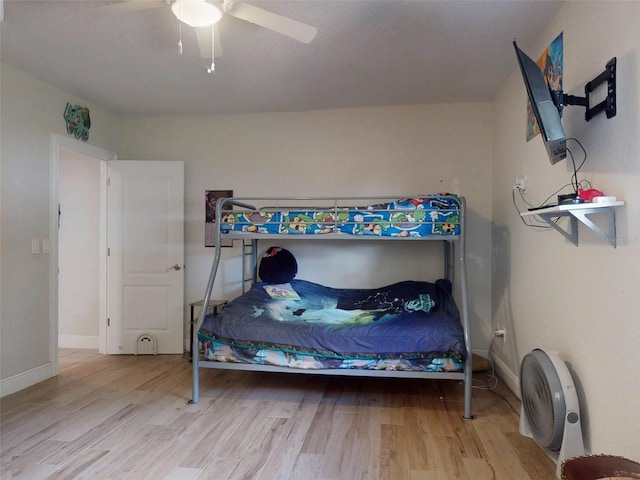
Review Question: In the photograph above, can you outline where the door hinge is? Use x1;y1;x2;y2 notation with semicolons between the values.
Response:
107;177;111;187
107;248;110;257
107;318;110;327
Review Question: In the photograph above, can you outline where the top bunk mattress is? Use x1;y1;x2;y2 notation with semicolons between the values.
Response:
198;278;467;362
217;195;461;238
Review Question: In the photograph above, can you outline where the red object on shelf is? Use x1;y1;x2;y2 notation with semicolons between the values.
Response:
578;188;605;202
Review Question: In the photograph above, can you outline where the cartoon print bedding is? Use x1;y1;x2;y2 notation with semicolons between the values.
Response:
219;195;461;237
198;279;466;372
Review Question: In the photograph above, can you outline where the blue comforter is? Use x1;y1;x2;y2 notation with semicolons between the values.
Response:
199;279;466;360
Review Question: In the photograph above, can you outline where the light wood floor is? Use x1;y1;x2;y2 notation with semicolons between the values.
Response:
1;349;556;480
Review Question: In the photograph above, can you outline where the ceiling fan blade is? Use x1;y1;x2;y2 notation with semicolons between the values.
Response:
89;0;166;17
195;26;223;59
224;2;317;44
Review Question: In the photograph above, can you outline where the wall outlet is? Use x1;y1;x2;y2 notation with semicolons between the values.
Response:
31;238;40;255
514;176;527;192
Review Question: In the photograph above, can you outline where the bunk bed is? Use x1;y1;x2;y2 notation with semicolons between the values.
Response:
190;194;473;419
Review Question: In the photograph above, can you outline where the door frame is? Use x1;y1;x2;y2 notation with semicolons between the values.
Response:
50;134;116;374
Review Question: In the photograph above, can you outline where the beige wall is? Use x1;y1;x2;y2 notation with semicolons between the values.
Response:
0;64;120;392
117;105;494;349
492;1;640;460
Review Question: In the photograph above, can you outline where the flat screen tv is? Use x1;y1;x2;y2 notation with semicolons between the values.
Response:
513;40;566;164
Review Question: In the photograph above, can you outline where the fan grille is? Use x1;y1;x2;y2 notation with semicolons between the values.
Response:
520;350;566;452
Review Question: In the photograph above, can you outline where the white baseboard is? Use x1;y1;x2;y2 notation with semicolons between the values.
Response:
491;353;520;399
0;362;54;398
473;348;489;359
58;334;99;349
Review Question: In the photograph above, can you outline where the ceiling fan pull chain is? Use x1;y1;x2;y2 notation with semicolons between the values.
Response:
207;25;215;73
178;22;183;55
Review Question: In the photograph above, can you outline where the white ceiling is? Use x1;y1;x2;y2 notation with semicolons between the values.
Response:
0;0;564;117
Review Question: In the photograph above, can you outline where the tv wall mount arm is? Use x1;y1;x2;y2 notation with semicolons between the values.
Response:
553;57;617;121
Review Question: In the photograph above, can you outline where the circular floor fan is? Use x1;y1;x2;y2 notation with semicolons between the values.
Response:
519;349;585;477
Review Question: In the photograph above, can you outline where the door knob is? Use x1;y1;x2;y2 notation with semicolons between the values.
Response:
167;264;182;271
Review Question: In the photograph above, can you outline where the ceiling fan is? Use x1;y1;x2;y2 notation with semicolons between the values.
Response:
93;0;317;69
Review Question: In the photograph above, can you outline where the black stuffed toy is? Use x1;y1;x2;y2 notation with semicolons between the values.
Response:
259;246;297;284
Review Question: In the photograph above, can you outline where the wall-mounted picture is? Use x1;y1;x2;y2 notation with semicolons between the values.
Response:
205;190;233;247
526;32;563;141
63;102;91;142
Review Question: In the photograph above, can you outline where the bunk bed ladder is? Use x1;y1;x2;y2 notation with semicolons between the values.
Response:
443;240;455;285
241;239;258;293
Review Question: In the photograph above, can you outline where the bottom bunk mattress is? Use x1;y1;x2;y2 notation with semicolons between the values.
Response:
198;279;467;372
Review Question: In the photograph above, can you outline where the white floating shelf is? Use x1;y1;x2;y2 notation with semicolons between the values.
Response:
521;201;625;247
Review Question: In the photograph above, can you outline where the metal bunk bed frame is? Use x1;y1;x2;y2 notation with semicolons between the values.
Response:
190;195;473;420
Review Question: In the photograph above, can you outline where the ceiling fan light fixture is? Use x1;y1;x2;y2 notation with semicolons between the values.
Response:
171;0;222;28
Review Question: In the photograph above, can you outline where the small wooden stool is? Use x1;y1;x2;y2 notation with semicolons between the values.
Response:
561;455;640;480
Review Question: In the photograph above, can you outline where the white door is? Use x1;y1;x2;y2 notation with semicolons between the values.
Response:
107;160;184;354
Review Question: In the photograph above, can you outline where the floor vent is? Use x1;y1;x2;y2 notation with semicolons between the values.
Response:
135;333;157;355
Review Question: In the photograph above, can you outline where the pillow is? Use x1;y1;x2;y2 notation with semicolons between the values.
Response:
259;246;297;283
